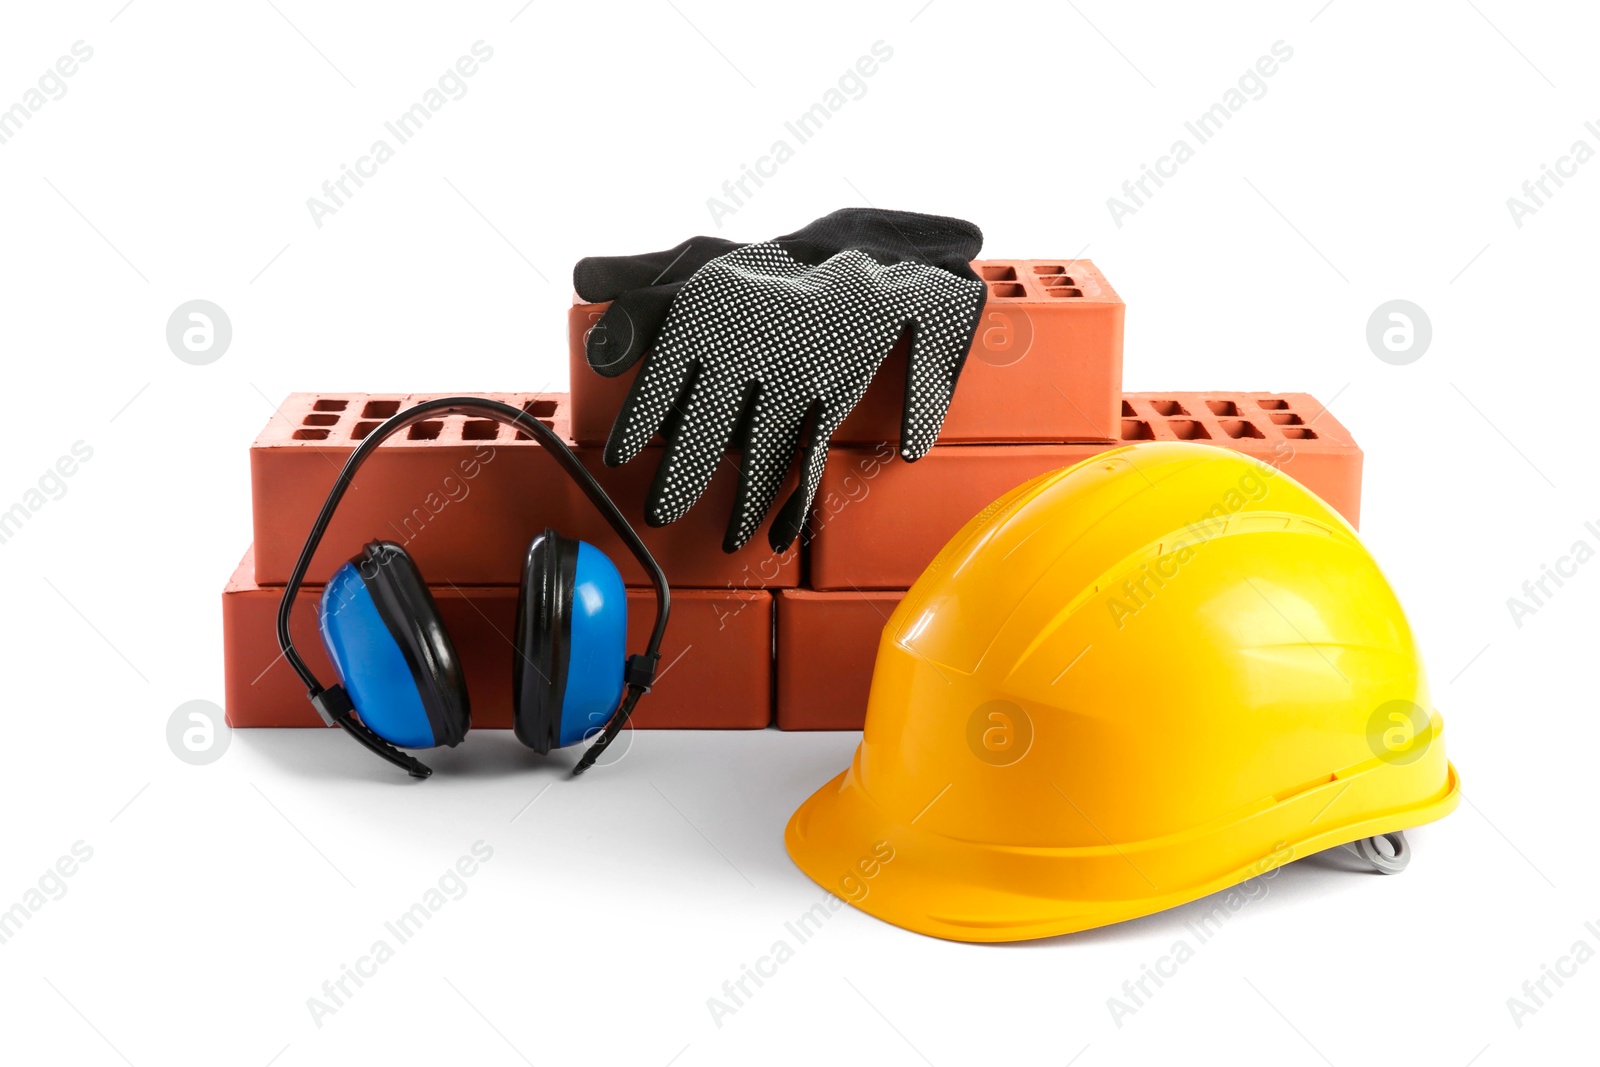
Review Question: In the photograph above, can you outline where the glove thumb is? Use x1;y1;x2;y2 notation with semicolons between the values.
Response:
585;282;684;377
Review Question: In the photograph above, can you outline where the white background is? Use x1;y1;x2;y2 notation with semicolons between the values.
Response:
0;1;1594;1064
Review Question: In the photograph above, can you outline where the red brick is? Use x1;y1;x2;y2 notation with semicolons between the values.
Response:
223;546;771;731
568;258;1123;446
775;589;903;731
807;392;1362;590
249;392;798;589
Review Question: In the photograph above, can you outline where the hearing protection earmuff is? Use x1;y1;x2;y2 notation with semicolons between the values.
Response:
276;397;670;779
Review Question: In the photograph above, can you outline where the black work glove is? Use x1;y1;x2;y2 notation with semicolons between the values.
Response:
572;208;986;553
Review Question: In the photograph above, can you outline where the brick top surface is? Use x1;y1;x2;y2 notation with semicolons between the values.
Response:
978;259;1120;306
256;390;1347;454
226;544;773;600
253;392;572;449
1120;392;1356;453
571;258;1122;308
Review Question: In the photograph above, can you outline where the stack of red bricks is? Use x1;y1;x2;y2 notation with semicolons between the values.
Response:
223;259;1361;732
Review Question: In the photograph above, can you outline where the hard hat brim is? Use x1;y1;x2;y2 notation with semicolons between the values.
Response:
786;761;1461;943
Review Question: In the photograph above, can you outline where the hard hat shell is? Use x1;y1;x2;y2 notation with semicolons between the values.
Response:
786;442;1460;942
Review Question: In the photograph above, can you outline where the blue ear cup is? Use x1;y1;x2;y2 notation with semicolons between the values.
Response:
562;540;628;745
318;542;471;750
513;530;627;754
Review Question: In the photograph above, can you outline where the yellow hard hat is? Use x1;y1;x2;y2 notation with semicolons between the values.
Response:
786;442;1460;942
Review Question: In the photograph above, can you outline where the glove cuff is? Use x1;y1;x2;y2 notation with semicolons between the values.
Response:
777;207;983;281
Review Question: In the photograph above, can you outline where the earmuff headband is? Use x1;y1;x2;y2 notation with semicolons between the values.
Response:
276;397;672;779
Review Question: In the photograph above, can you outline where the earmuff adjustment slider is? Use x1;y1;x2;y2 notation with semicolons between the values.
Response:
625;653;661;692
309;685;356;727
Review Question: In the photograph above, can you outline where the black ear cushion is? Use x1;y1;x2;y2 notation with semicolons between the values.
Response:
512;529;577;754
358;541;471;747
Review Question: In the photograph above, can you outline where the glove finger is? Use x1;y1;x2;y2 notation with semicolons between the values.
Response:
642;371;745;528
604;348;697;468
899;280;987;460
722;397;809;552
585;282;682;377
573;237;741;302
768;405;840;553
